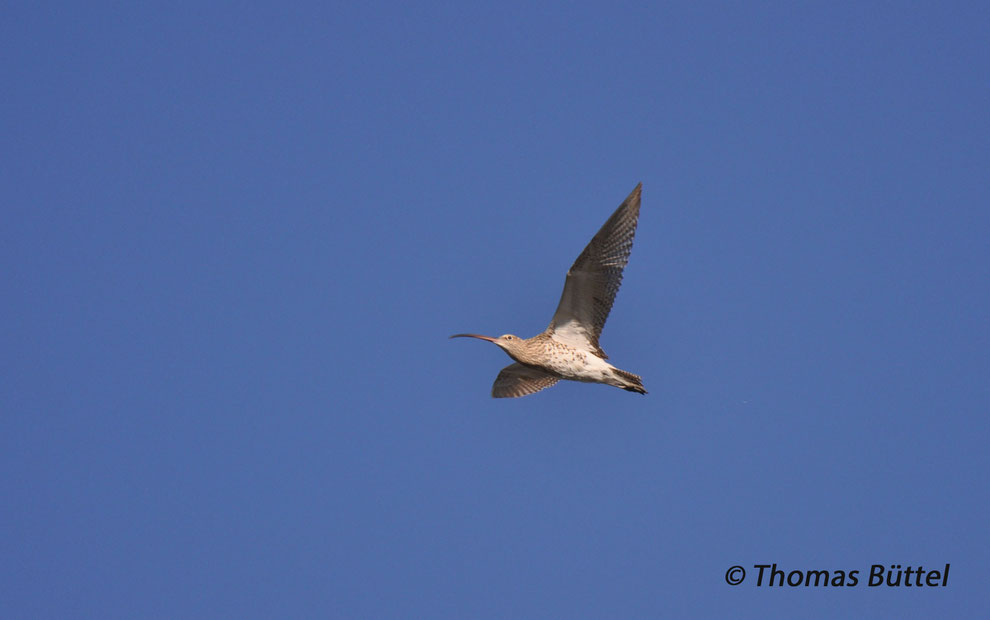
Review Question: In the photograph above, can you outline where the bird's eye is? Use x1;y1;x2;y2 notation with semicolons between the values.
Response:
506;336;513;340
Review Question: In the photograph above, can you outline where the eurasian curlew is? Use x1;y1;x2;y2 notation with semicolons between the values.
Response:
452;183;646;398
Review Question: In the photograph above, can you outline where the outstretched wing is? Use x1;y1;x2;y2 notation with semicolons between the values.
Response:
492;363;560;398
547;183;642;359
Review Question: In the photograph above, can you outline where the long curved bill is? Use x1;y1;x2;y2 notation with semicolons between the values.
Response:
449;333;497;342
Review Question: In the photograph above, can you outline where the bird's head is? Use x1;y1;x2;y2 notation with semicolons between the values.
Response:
450;333;525;356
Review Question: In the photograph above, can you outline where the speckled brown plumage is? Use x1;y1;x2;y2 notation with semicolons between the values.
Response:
492;363;559;398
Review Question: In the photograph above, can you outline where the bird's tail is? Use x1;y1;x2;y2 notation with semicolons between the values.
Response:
612;368;647;395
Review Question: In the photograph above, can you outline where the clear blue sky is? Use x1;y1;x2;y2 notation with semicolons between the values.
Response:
3;2;988;618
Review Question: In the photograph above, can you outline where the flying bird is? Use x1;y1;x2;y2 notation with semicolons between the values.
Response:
452;183;646;398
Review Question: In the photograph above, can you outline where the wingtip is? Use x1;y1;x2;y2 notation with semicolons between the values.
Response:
619;183;641;215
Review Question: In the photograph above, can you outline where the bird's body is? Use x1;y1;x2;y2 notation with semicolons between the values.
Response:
499;333;639;387
452;183;646;398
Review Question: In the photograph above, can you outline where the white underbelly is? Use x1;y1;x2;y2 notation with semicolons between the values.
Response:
544;350;615;383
